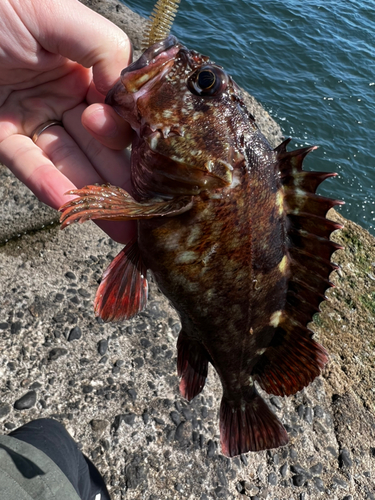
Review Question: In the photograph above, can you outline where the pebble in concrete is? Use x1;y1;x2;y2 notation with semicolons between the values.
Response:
98;339;108;356
339;449;353;468
0;404;11;418
48;348;68;361
268;472;278;485
14;391;36;410
310;462;323;475
68;326;82;341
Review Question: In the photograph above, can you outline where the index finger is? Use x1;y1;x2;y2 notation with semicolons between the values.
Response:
21;0;132;94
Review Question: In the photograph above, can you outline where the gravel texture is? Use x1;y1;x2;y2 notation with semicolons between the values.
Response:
1;1;374;499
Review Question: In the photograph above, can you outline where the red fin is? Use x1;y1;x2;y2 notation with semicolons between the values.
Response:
59;184;193;228
177;332;208;401
275;141;344;219
94;239;147;322
284;191;343;219
282;171;338;193
289;247;338;280
220;386;288;457
274;137;292;155
253;321;329;397
289;229;343;260
277;144;318;175
272;140;343;355
288;212;343;239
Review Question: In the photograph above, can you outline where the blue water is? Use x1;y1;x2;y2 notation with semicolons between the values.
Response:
123;0;375;234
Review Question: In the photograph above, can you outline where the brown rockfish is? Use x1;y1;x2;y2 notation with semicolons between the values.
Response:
60;35;343;456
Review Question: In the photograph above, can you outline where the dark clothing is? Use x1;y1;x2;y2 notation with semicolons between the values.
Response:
0;418;110;500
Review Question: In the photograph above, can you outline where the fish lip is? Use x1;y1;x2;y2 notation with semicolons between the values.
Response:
105;36;182;108
122;35;179;75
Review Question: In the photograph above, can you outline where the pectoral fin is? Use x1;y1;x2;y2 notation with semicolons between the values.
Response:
59;184;193;228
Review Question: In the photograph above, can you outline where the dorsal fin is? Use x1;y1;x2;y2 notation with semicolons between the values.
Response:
276;143;318;175
273;137;292;155
252;141;343;396
282;171;338;193
276;142;344;223
279;142;343;323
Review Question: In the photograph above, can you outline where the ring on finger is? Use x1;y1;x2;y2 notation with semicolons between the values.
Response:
31;120;64;144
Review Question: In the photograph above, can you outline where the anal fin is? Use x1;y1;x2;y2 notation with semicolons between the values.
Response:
177;331;209;401
94;238;148;322
220;385;288;457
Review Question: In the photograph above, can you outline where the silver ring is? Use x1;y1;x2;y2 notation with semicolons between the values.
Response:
31;120;64;143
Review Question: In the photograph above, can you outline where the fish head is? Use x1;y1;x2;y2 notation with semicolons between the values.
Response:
106;35;250;183
106;35;181;132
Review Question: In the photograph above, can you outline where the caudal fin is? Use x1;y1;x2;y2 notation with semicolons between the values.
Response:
220;386;288;457
177;331;209;401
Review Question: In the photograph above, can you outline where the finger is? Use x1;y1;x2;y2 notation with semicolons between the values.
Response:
82;103;133;151
0;64;91;141
0;132;136;244
31;116;135;243
63;104;132;189
86;80;106;105
95;220;137;245
0;133;77;209
22;0;132;94
34;123;105;188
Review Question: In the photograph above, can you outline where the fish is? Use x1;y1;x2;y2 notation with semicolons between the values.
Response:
59;35;343;456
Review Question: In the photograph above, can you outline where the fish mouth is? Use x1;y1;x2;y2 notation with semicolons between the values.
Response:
123;35;179;75
106;35;181;105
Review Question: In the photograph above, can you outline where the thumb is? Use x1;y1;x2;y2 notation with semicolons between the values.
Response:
20;0;132;94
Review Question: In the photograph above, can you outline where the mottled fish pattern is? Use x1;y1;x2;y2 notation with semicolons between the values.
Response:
60;36;343;456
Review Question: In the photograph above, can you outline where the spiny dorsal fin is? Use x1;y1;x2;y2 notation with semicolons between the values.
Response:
252;140;343;397
275;140;344;222
276;144;318;175
284;191;343;219
277;140;343;320
282;171;338;193
273;137;292;155
287;212;342;239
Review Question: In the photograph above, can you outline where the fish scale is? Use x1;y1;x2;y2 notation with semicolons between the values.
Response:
59;34;342;457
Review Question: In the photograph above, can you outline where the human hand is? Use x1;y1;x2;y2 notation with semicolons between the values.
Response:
0;0;136;244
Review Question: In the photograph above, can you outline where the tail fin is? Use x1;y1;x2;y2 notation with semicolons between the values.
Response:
220;385;288;457
177;331;209;401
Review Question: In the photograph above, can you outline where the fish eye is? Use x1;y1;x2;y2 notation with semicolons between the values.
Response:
187;65;228;96
198;69;215;90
